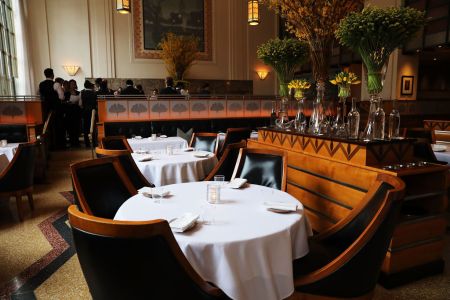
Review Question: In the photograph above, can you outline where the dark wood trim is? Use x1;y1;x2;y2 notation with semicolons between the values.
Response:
100;135;133;152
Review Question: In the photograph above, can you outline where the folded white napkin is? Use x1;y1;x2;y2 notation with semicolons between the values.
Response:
227;178;248;189
133;136;143;139
432;144;447;152
183;147;194;152
159;135;168;138
137;155;153;162
193;151;210;158
139;187;170;198
264;201;298;212
169;213;199;232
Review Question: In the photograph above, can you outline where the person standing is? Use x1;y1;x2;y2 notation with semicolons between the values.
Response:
80;80;97;147
120;79;141;95
38;68;66;149
159;77;179;95
66;80;82;147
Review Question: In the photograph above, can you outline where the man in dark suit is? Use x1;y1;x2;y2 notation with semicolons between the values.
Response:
159;77;179;95
39;68;66;149
80;80;98;147
120;79;141;95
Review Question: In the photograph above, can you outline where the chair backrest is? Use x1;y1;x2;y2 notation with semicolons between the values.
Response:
95;147;155;189
70;157;138;218
0;142;37;192
295;174;405;298
232;148;287;191
219;128;252;156
189;133;219;155
100;135;133;152
412;141;442;163
68;205;229;300
204;140;247;181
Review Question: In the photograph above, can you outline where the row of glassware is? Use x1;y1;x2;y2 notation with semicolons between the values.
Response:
271;95;401;141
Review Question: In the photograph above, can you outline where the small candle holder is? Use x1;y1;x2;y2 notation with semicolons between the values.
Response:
207;184;220;204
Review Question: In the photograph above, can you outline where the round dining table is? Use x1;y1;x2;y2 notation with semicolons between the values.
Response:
128;136;188;152
132;151;218;186
433;144;450;164
114;182;311;300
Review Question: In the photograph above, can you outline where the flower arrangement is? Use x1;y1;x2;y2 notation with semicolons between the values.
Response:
288;79;311;99
335;7;425;95
330;71;360;98
257;38;309;96
261;0;363;83
159;33;199;81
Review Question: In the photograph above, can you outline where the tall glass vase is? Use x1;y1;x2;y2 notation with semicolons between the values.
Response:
294;97;307;133
334;85;350;138
309;82;325;135
347;97;360;139
388;100;401;139
276;83;290;129
362;61;389;141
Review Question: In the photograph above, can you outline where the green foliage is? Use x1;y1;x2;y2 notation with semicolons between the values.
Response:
257;38;309;84
335;6;425;94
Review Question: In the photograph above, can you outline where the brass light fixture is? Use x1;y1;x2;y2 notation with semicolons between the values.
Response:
248;0;259;25
62;65;80;76
116;0;131;14
256;70;269;80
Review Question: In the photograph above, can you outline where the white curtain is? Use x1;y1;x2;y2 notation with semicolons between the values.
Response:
12;0;35;95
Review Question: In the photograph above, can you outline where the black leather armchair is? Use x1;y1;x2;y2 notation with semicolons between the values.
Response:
205;141;246;181
231;148;287;191
293;174;405;299
0;142;37;221
100;135;133;152
219;128;251;157
70;157;137;218
95;147;155;189
189;133;219;155
68;205;231;300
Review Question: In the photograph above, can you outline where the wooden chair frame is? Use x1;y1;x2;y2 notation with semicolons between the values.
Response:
204;140;247;181
100;135;133;152
70;157;138;216
231;148;287;191
189;132;219;156
0;142;38;221
89;109;96;158
219;127;251;154
294;174;405;289
68;205;228;298
94;147;154;188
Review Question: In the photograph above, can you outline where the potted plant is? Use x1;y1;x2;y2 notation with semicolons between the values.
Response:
335;6;425;140
159;33;199;81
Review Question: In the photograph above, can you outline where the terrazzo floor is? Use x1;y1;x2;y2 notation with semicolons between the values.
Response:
0;148;448;299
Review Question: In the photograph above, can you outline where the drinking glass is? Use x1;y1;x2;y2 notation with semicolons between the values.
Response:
0;140;7;147
166;145;173;156
152;187;165;204
214;175;225;185
151;133;157;141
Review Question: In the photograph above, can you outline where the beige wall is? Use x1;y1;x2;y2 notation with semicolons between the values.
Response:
25;0;277;95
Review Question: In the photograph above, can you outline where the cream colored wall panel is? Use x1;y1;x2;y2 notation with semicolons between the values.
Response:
45;0;92;86
25;0;51;91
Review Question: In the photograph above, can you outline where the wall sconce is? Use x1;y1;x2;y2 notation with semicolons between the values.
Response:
248;0;259;25
116;0;131;14
63;65;80;76
256;70;269;80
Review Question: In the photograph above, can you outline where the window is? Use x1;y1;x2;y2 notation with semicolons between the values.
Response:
0;0;17;95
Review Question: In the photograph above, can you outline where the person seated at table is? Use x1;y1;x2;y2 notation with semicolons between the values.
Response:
96;79;114;96
159;77;179;95
150;88;159;100
121;80;141;95
135;84;145;95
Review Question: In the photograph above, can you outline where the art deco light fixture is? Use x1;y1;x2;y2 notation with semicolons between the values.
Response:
248;1;260;25
116;0;131;14
256;70;269;80
62;65;80;76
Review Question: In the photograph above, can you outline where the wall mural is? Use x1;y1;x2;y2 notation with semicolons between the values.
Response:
133;0;212;60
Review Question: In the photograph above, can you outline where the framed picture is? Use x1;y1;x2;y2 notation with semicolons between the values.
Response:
401;76;414;95
133;0;212;60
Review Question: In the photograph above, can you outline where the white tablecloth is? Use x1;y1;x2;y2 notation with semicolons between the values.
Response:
434;148;450;164
128;136;188;152
132;151;218;186
0;143;19;161
115;182;310;300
